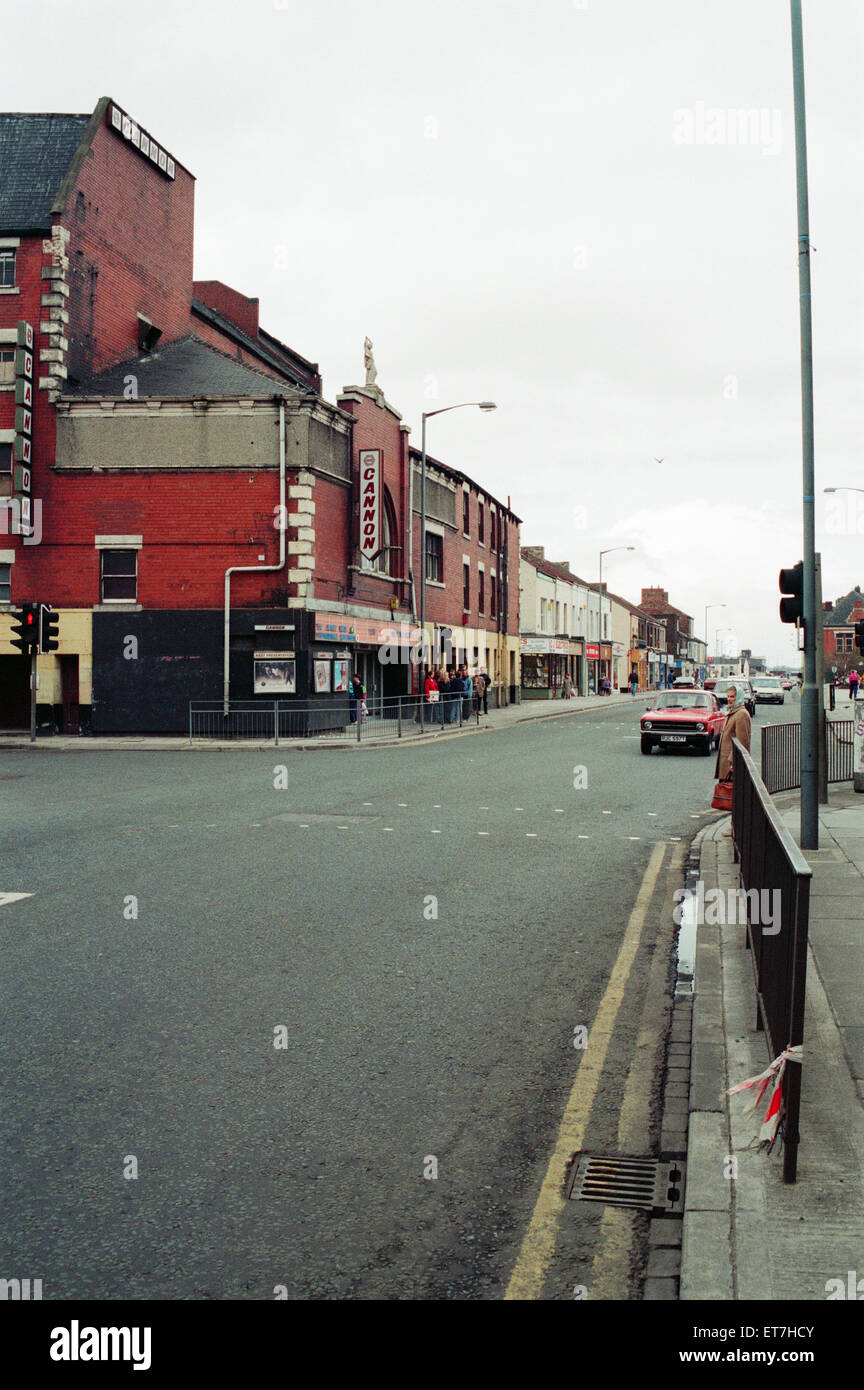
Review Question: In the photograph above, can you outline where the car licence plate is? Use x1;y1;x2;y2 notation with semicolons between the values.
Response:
661;735;687;742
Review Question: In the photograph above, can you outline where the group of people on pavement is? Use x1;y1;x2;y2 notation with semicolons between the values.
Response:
422;665;489;724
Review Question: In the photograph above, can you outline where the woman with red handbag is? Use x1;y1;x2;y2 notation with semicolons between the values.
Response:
712;684;751;812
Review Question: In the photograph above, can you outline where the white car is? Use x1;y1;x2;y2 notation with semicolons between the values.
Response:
752;677;785;705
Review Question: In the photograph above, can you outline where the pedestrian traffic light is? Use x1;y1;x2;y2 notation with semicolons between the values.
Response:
9;602;39;654
855;620;864;656
39;603;60;653
779;562;804;625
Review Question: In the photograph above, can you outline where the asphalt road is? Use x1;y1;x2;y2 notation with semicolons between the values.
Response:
0;695;793;1299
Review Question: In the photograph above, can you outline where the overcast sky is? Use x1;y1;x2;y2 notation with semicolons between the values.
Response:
7;0;863;664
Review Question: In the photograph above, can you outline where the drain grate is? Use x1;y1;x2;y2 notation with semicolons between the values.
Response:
566;1154;685;1214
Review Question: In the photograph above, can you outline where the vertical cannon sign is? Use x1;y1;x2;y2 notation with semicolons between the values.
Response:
13;321;34;537
359;449;381;562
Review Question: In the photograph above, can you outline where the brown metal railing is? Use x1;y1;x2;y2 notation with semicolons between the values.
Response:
732;738;812;1182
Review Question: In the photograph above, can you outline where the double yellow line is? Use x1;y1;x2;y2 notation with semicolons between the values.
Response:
504;841;668;1300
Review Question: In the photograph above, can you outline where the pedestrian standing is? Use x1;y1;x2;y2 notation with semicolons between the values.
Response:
349;673;365;723
461;665;473;720
630;670;638;697
712;684;751;830
424;667;439;724
562;673;573;699
477;667;489;715
849;669;860;700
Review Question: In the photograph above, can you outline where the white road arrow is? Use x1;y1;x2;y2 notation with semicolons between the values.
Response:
0;892;33;907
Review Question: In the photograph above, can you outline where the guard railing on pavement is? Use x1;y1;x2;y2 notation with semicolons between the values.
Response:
761;718;854;794
189;694;482;743
731;737;812;1182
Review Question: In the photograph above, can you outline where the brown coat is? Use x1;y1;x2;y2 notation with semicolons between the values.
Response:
714;704;751;780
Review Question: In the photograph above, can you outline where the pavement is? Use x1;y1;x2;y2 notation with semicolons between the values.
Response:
0;688;639;750
678;782;864;1301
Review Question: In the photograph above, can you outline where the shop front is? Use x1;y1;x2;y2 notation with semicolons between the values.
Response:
312;611;416;709
520;635;572;698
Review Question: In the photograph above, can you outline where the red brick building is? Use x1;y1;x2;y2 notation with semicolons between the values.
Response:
0;96;520;732
823;586;864;678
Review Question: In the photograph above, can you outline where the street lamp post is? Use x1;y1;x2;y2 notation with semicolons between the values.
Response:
596;545;634;692
705;603;726;670
419;401;496;684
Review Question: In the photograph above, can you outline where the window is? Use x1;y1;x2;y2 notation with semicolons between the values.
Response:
490;512;497;551
478;501;485;544
361;488;394;574
0;442;11;473
100;549;138;602
0;562;10;604
0;351;13;385
491;573;497;619
463;491;470;535
425;531;443;583
463;562;470;611
0;249;15;288
478;569;485;613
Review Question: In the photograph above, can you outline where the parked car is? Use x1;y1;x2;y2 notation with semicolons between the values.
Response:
711;678;757;717
640;690;726;756
751;676;785;705
703;678;717;691
672;676;698;689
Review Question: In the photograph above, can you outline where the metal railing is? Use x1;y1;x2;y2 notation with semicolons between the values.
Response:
761;719;854;793
189;693;482;744
732;738;812;1183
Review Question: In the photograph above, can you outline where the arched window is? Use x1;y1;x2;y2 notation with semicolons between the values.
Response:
361;486;397;574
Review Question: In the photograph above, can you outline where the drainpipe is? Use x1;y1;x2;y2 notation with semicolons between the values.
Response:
223;397;287;714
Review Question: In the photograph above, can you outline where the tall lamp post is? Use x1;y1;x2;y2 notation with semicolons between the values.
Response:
597;545;634;691
705;603;726;670
419;401;496;682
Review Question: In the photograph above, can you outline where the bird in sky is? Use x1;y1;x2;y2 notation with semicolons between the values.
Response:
654;457;664;464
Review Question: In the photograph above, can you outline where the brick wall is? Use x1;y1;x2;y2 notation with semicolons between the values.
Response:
63;116;195;382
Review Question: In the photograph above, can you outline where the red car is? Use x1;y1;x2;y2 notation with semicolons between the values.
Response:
641;689;726;756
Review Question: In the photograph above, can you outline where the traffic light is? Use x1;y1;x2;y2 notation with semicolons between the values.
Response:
9;602;39;654
779;562;804;625
855;620;864;656
39;604;60;653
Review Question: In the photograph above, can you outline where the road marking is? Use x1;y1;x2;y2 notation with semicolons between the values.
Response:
299;824;309;828
526;833;538;838
647;813;658;817
628;836;641;841
431;829;441;834
504;841;667;1301
478;831;490;836
602;811;612;816
578;834;590;839
433;804;442;808
398;803;408;808
0;892;33;907
515;807;524;811
590;1207;634;1302
363;802;373;806
383;827;394;832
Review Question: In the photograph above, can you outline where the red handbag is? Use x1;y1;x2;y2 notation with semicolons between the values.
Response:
711;778;733;812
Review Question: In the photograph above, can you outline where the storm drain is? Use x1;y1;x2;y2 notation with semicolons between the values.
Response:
566;1155;685;1214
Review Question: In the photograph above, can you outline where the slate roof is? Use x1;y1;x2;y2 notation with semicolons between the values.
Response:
191;298;320;391
66;335;316;399
824;586;864;627
0;113;91;232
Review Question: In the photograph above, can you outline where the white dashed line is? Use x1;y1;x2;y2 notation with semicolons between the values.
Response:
431;829;441;834
670;837;682;842
602;811;612;816
526;833;538;838
555;809;565;813
299;824;309;828
398;803;408;808
0;892;33;906
478;831;490;836
383;827;395;832
647;813;658;818
363;802;373;807
433;804;442;809
515;807;524;811
628;836;641;841
578;834;590;840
